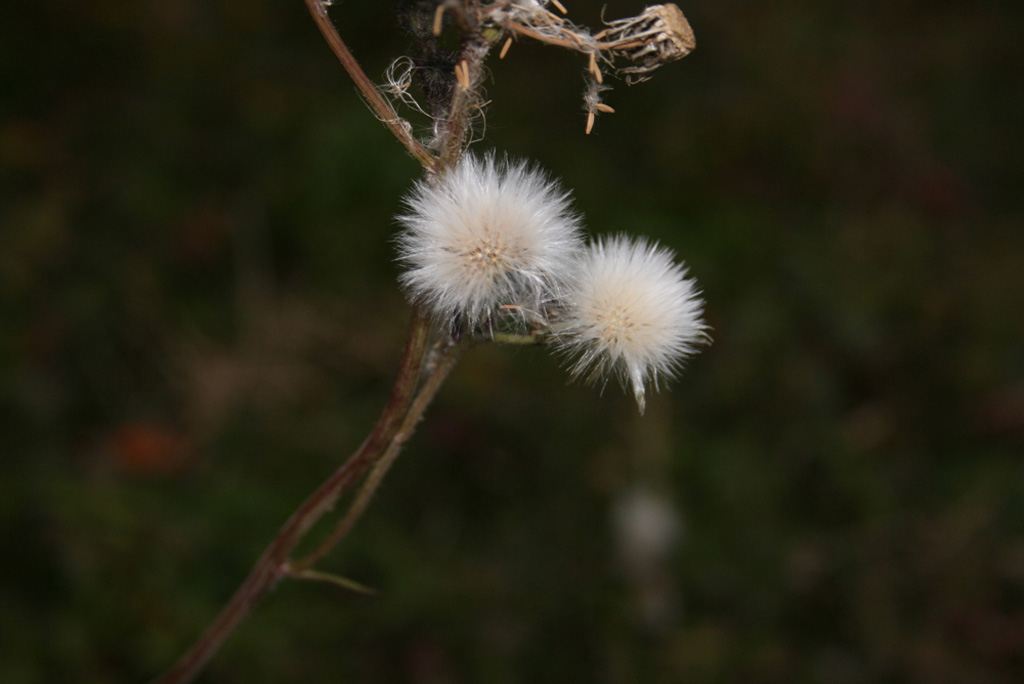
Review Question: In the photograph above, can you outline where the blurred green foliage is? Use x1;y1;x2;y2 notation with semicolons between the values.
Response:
2;1;1022;683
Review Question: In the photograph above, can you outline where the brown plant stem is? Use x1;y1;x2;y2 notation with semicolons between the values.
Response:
303;0;436;169
434;7;502;170
152;3;494;681
150;308;435;684
290;336;467;572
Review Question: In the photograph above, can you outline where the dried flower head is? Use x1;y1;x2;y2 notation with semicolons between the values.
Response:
396;153;583;329
484;2;696;131
558;235;708;413
603;4;696;84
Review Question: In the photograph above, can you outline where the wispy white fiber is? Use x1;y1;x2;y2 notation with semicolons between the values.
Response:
395;153;582;328
558;235;708;413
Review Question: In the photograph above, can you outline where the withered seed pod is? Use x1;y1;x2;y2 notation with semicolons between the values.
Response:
603;4;696;83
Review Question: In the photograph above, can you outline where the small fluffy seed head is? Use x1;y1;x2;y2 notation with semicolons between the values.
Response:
558;235;708;413
396;153;582;328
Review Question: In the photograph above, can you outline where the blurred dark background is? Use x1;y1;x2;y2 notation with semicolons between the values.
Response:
2;1;1022;682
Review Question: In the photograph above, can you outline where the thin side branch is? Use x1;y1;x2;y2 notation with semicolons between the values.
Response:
303;0;436;168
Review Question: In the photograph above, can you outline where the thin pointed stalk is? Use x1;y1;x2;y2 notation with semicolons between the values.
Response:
491;332;542;345
287;568;378;595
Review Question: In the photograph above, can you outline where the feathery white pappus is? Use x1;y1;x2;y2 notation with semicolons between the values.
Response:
395;153;583;327
558;235;708;413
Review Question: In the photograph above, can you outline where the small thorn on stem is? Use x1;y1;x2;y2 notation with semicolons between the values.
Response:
290;568;379;596
499;36;513;59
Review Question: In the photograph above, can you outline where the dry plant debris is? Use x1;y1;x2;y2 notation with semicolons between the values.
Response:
385;1;696;136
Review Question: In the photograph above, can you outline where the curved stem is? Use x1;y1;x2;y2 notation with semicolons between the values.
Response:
291;337;467;572
150;308;433;684
303;0;436;168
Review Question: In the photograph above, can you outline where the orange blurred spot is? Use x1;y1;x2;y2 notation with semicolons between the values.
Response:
110;422;192;475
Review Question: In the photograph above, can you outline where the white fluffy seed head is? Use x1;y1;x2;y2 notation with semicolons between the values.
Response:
395;153;583;329
558;235;709;413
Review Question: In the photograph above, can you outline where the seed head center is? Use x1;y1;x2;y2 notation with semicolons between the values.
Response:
465;240;506;274
593;304;636;342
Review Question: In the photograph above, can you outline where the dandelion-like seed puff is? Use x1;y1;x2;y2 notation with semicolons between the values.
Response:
559;235;708;413
395;153;582;328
